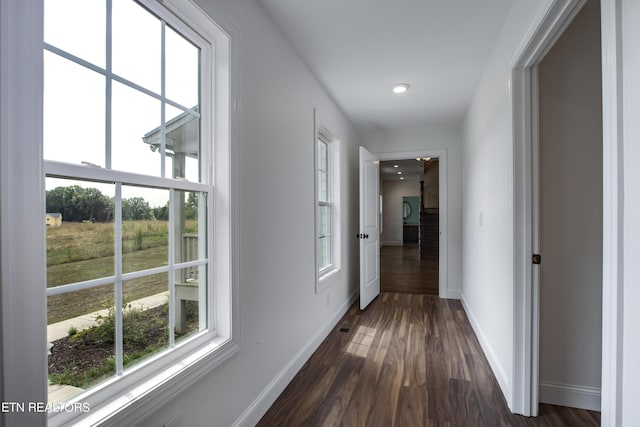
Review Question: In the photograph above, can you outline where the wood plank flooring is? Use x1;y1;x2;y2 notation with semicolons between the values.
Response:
381;246;438;295
257;293;600;426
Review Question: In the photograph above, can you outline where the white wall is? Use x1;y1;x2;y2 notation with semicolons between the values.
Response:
381;180;420;246
461;0;554;397
365;125;463;293
537;0;602;408
138;1;361;425
621;0;640;424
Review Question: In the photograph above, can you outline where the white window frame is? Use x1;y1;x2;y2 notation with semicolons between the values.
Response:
0;0;238;425
314;110;341;292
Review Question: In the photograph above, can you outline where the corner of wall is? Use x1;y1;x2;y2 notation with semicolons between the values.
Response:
460;292;509;398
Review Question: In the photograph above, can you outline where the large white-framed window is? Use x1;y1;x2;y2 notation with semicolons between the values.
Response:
0;0;235;425
314;114;341;291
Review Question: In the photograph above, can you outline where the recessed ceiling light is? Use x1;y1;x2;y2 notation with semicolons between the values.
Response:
400;177;405;180
397;171;402;175
392;83;410;94
393;164;399;168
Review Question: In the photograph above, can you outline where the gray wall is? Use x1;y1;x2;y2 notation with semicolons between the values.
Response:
381;180;420;246
538;0;602;408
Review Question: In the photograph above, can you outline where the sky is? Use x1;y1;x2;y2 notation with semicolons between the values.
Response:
44;0;200;208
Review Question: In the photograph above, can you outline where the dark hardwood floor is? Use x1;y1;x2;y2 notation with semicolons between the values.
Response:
257;293;600;426
381;245;438;295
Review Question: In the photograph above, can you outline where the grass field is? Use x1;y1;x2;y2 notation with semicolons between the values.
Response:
46;220;198;324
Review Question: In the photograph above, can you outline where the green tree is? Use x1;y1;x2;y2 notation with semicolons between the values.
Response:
46;185;113;222
73;187;112;222
153;202;170;221
122;197;153;220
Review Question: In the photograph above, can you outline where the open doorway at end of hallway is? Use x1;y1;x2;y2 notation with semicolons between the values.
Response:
379;158;439;295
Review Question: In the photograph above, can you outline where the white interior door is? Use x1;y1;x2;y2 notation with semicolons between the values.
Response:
359;146;380;310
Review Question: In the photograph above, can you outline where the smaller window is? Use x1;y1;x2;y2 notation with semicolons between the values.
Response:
317;136;332;271
315;123;340;288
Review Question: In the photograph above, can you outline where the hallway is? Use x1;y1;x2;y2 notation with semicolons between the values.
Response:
380;246;438;295
258;293;600;426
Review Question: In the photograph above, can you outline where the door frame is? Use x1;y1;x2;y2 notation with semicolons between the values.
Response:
510;0;585;416
599;1;624;424
377;149;448;299
510;0;621;423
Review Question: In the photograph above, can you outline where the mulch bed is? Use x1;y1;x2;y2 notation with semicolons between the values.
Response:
48;305;170;378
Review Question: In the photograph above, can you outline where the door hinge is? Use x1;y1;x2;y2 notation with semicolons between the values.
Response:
532;254;542;265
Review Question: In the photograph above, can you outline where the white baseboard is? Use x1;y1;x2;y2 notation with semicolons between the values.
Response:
460;293;509;399
539;381;601;411
231;290;359;427
445;289;461;300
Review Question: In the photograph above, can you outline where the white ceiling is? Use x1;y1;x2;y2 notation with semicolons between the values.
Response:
380;158;436;182
257;0;514;134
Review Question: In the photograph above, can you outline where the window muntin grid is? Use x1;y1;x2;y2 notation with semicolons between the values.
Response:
43;0;211;404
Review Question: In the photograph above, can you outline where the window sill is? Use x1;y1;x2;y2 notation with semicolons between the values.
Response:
317;267;341;293
51;337;239;427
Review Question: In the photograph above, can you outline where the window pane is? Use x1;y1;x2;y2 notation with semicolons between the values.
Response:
112;81;162;175
121;186;169;274
44;51;106;166
122;273;169;371
318;205;332;270
46;178;115;287
185;155;200;183
317;140;328;202
166;25;200;108
319;205;332;238
45;0;105;68
112;0;161;93
318;170;328;202
174;190;206;263
173;190;207;338
318;140;328;171
164;105;201;181
318;237;331;271
47;284;116;403
174;267;206;338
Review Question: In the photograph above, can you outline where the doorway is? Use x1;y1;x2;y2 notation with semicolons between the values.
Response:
379;158;439;295
536;0;602;412
510;0;605;417
376;150;447;298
